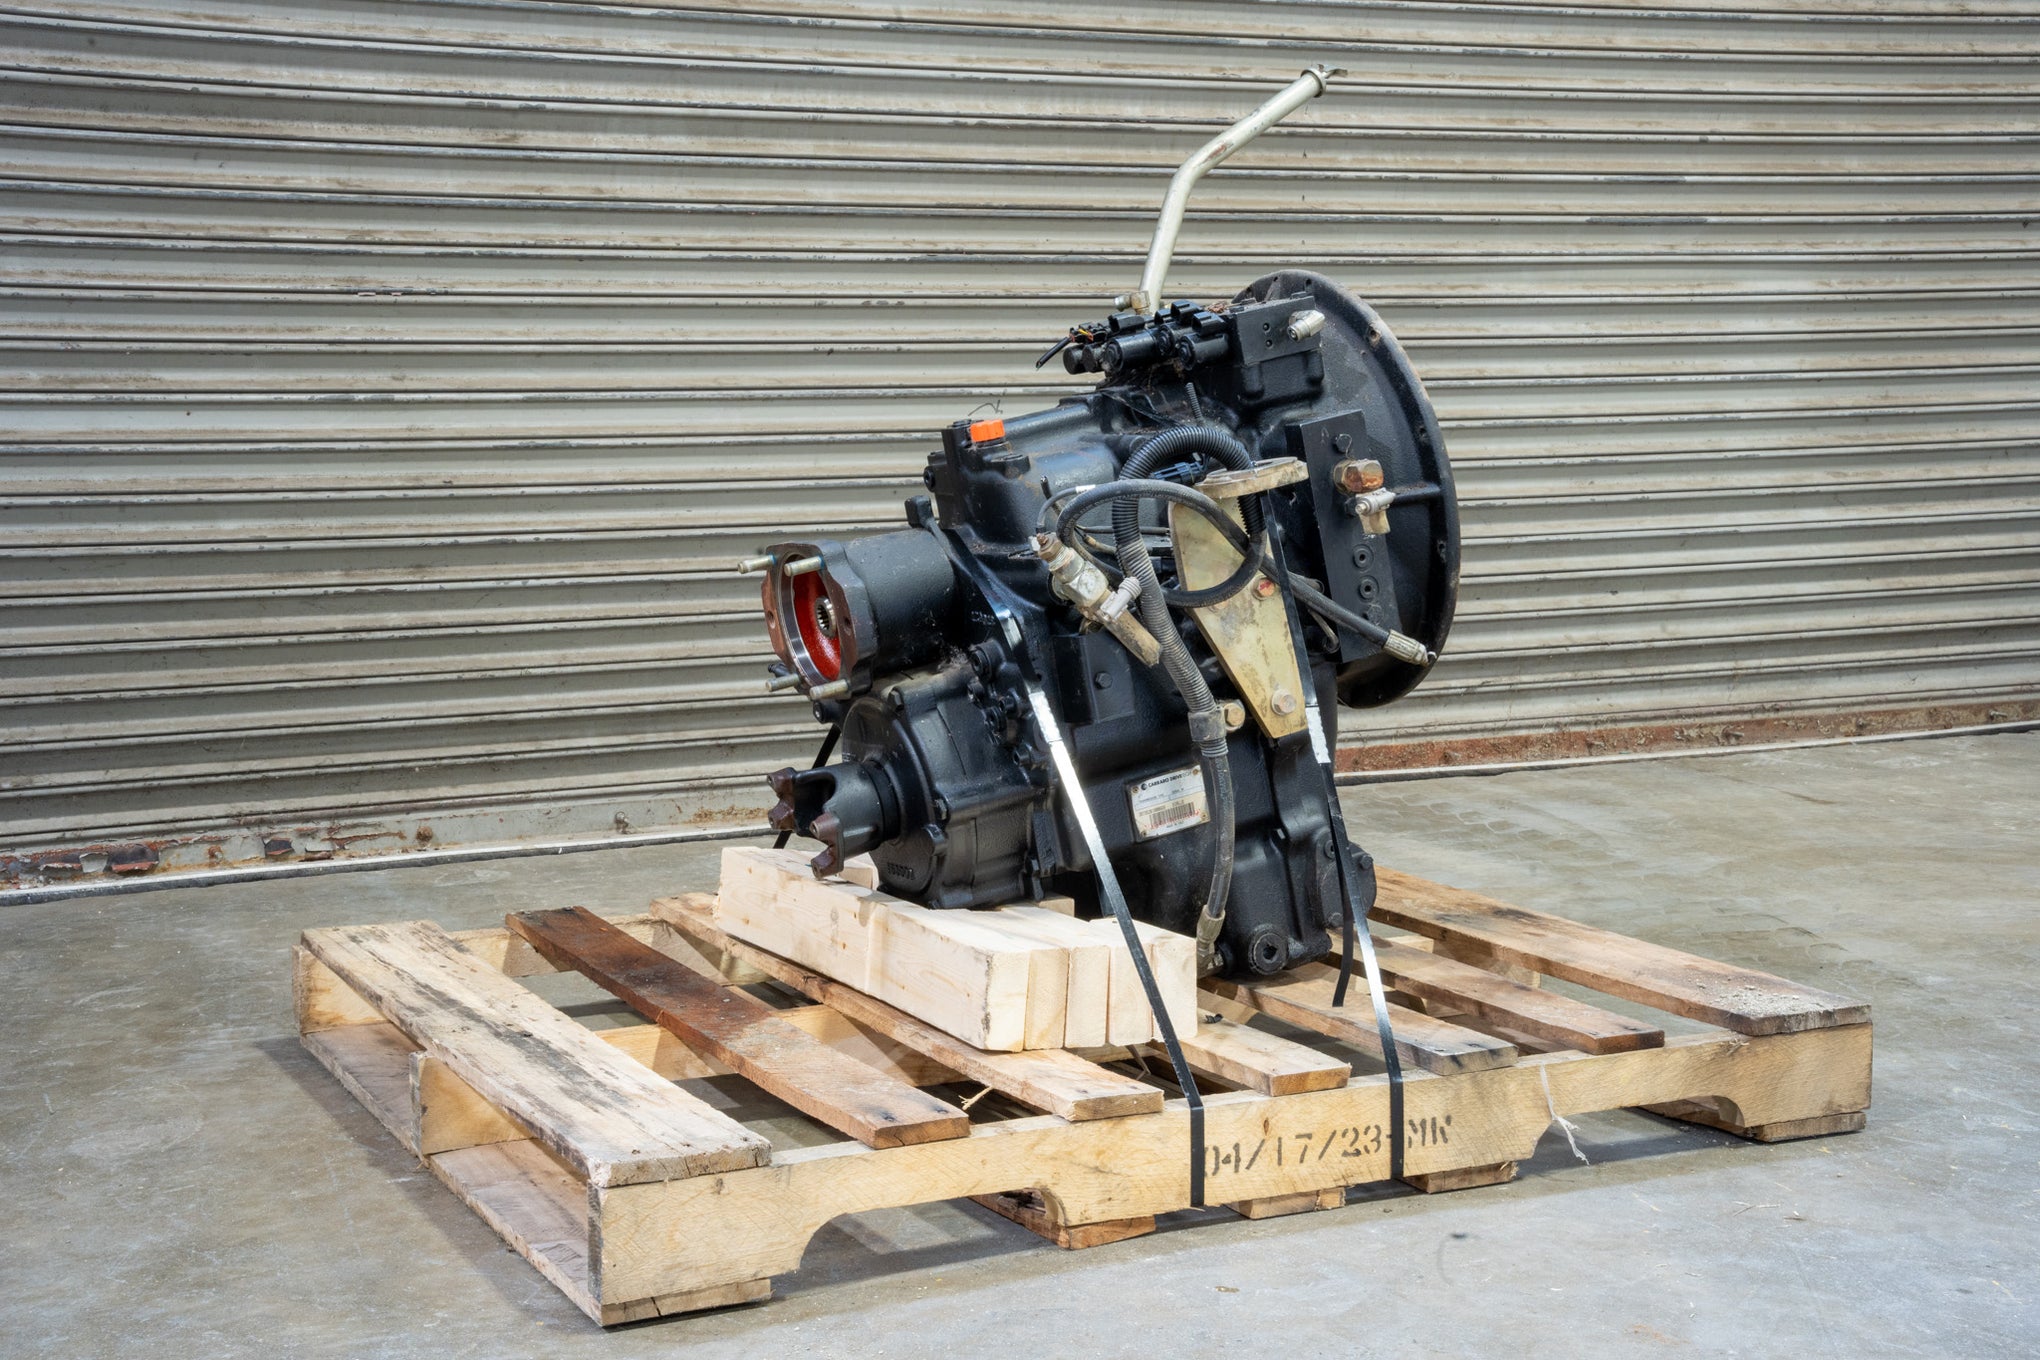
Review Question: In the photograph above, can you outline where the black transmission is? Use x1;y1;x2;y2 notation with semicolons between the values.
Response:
744;70;1457;983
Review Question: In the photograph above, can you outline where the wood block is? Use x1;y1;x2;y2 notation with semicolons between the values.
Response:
1231;1187;1344;1219
1372;869;1869;1035
1371;937;1664;1054
299;920;770;1186
414;1050;532;1156
293;946;383;1033
1088;915;1198;1045
1093;917;1153;1045
805;857;1089;1042
972;1190;1156;1249
1142;922;1199;1038
988;905;1110;1048
506;907;969;1149
716;847;1061;1050
1208;962;1520;1074
656;897;1164;1122
1644;1098;1868;1143
1404;1161;1518;1194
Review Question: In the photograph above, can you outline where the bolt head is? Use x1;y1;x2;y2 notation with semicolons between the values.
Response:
1332;458;1386;494
1271;690;1299;715
1252;577;1277;598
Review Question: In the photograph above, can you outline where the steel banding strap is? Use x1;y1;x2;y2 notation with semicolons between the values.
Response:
1024;683;1209;1207
1261;525;1407;1182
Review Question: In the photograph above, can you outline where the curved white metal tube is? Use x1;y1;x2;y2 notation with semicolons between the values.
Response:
1131;65;1337;315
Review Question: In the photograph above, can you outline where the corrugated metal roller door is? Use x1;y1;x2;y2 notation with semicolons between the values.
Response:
4;0;2038;867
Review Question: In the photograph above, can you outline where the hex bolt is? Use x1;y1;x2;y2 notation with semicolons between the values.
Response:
1221;700;1248;730
1270;689;1299;715
783;556;824;577
1252;577;1278;598
1332;458;1385;494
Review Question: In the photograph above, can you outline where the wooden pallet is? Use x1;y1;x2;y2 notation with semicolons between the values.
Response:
294;869;1871;1326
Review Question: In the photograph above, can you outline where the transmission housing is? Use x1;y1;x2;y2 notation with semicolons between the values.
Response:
754;268;1456;980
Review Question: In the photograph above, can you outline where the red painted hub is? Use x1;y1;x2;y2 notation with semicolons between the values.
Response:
790;570;841;680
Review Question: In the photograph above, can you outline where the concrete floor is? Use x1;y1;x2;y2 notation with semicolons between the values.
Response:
3;732;2035;1358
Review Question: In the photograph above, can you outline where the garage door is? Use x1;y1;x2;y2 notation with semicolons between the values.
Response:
5;1;2038;874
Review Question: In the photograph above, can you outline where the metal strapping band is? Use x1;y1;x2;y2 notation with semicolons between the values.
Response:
1262;526;1406;1182
1024;683;1208;1206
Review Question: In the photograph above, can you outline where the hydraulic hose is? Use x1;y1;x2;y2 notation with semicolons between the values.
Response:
1034;435;1433;971
1045;478;1430;663
1112;427;1262;975
1044;479;1262;610
1048;483;1233;971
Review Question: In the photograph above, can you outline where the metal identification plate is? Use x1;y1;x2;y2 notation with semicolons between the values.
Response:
1127;765;1210;840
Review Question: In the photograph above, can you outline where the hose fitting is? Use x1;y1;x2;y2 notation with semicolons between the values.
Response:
1032;532;1165;666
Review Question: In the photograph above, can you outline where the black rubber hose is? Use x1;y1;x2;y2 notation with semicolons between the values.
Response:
1043;480;1261;610
1045;480;1253;553
1112;425;1265;539
1288;573;1396;648
1116;425;1265;610
1113;427;1259;974
1047;479;1240;969
1045;480;1404;654
1052;481;1403;652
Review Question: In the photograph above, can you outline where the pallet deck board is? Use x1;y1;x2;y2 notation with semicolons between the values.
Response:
1158;1014;1351;1096
506;906;970;1149
299;920;771;1186
1209;961;1522;1074
1370;937;1665;1054
300;872;1871;1328
1372;869;1870;1035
